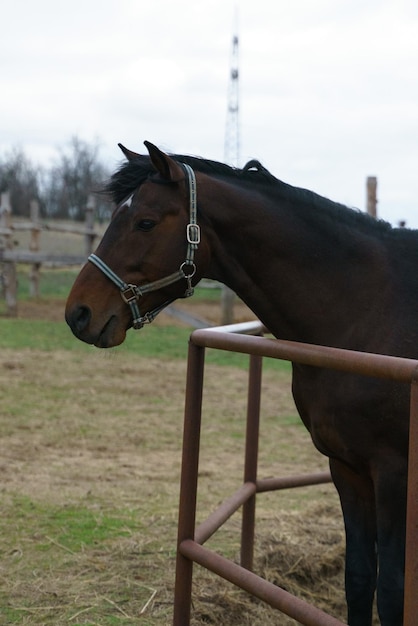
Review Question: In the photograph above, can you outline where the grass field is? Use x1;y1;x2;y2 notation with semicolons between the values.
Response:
0;266;366;625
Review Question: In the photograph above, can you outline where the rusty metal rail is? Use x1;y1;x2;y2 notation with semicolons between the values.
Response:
172;321;418;625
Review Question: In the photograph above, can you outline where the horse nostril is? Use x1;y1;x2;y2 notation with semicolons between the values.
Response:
67;305;91;334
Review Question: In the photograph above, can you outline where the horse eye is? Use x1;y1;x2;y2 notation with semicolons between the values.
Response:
135;219;156;232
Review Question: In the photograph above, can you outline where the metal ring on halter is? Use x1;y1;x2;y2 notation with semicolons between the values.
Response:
180;261;197;278
180;261;197;297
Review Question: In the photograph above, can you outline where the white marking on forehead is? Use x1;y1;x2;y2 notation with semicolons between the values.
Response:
121;193;134;209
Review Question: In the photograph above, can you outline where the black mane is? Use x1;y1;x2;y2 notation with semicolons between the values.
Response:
105;152;404;239
105;153;276;205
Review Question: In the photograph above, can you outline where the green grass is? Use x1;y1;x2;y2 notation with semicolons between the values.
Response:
15;268;81;299
4;495;141;553
0;493;159;624
0;317;291;371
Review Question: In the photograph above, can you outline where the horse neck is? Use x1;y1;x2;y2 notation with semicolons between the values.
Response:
199;175;390;346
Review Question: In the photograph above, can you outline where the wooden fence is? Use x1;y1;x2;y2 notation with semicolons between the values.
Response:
0;177;383;320
0;191;98;316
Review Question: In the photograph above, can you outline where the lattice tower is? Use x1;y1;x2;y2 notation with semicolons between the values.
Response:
224;33;240;167
221;28;240;324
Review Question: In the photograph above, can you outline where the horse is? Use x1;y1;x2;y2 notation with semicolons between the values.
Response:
65;141;416;626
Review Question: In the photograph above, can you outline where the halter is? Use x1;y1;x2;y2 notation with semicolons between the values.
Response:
88;163;200;329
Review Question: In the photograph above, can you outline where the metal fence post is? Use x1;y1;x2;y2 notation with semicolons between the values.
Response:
173;341;206;626
404;367;418;625
241;354;263;570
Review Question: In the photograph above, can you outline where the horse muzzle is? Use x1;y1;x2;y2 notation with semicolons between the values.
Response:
65;303;128;348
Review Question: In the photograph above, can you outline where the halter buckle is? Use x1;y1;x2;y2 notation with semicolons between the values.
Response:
121;284;141;304
187;223;200;245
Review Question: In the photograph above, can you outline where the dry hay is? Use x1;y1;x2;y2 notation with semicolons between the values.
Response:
189;503;348;625
257;503;346;617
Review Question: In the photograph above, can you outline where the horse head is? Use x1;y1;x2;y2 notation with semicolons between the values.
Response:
65;141;209;347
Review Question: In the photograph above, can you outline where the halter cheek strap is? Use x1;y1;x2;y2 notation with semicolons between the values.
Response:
88;163;200;329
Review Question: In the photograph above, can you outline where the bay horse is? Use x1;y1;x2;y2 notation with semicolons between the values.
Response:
65;141;416;626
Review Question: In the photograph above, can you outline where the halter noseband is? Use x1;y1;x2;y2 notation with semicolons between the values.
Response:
88;163;200;329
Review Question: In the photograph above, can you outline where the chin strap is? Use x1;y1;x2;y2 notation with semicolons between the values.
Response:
88;163;200;329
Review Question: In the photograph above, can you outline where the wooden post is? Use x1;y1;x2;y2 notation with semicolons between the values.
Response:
29;199;41;297
85;195;96;257
0;192;8;287
221;285;235;325
0;191;18;316
366;176;377;218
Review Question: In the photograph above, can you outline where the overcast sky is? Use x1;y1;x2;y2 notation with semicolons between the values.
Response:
2;0;418;226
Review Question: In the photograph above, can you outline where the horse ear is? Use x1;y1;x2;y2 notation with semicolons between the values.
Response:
118;144;140;161
144;141;184;182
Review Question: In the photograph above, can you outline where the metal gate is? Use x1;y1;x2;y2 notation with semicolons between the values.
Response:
172;321;418;625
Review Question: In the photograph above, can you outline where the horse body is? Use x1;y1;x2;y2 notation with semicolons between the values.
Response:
65;142;416;625
197;167;412;626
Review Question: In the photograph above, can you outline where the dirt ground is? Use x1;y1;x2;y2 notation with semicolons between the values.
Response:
1;297;380;625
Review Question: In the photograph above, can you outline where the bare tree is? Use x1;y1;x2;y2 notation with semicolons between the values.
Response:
45;136;110;220
0;148;43;217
